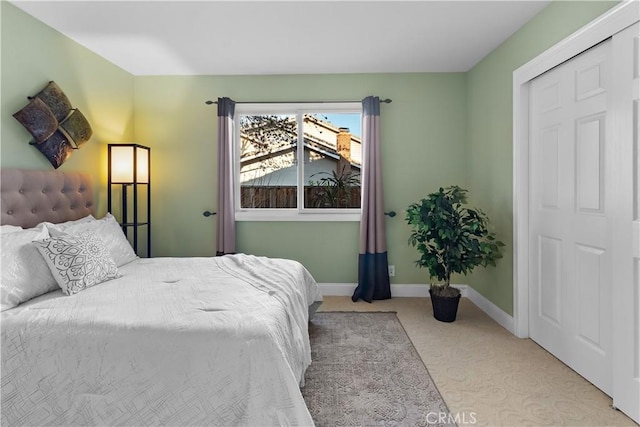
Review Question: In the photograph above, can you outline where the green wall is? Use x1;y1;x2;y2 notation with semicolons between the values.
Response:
0;2;134;215
0;0;621;312
465;0;618;314
134;73;468;284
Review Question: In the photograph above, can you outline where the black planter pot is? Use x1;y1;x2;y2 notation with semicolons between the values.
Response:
429;289;461;322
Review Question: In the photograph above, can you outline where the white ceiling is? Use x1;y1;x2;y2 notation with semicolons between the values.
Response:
10;0;551;76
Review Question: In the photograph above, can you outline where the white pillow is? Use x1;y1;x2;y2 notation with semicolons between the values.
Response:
42;214;95;232
33;231;120;296
1;225;23;234
1;224;57;311
46;213;138;267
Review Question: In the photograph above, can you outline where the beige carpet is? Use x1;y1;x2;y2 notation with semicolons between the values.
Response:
319;296;637;427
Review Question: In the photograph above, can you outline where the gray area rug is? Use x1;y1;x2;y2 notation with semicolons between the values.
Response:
302;312;455;427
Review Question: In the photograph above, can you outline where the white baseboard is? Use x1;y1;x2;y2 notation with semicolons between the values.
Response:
464;286;515;334
319;283;468;298
318;282;515;334
318;283;356;296
319;283;432;297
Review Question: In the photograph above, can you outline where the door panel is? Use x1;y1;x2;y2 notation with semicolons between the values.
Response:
575;244;605;350
540;127;560;209
611;22;640;423
575;116;604;213
529;40;613;395
539;235;562;325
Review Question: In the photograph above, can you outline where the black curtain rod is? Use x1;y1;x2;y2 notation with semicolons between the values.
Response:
205;99;392;105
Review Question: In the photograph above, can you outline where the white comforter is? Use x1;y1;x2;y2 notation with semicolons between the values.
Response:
1;254;322;426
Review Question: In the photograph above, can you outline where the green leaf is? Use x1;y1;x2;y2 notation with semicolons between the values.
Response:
404;185;505;284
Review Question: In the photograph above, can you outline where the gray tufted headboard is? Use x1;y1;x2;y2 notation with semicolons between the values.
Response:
1;168;94;228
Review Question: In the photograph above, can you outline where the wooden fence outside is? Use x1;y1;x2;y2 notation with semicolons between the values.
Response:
241;186;361;209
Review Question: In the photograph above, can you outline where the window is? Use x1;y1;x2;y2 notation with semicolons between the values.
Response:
235;103;362;221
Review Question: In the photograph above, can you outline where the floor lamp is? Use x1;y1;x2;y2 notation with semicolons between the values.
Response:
107;143;151;257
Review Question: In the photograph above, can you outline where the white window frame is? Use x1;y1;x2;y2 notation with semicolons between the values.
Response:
234;102;362;222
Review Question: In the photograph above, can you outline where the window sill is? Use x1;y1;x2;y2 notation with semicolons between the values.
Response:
235;210;361;222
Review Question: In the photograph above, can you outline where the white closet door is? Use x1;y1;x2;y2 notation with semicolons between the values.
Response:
529;40;614;395
611;22;640;424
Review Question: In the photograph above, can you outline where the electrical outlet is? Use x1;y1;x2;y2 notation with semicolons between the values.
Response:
388;265;395;277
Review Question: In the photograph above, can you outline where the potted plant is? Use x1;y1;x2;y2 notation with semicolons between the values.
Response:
405;186;505;322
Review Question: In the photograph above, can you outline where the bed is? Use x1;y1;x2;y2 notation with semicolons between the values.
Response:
0;168;323;426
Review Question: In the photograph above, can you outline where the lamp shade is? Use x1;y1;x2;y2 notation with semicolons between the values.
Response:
109;144;149;183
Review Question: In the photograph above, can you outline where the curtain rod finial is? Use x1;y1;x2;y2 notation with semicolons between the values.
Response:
205;100;216;105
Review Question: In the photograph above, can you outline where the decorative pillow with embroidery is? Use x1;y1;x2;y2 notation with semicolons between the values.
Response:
33;231;120;296
46;213;138;267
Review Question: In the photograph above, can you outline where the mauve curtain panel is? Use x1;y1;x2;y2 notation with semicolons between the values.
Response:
352;96;391;302
216;97;236;256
